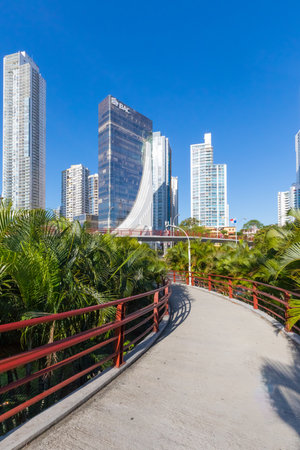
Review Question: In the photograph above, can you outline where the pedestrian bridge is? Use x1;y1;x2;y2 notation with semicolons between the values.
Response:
96;228;254;245
4;282;300;449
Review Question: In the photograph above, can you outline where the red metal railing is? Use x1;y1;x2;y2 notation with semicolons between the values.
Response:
171;271;300;334
0;283;170;433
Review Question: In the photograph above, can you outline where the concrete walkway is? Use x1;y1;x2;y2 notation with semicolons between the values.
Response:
26;285;300;449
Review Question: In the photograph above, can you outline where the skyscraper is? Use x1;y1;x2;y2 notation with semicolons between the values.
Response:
277;130;300;226
152;131;171;230
2;51;46;209
88;174;98;215
296;130;300;185
61;164;89;220
98;95;153;229
278;190;290;226
190;133;228;228
171;176;179;225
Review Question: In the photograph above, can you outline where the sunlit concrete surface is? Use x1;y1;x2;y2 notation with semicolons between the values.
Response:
26;285;300;449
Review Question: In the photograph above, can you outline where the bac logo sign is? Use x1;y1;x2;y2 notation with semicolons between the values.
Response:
111;97;130;114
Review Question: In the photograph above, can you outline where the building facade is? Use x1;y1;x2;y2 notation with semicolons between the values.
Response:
277;130;300;226
73;214;99;232
152;131;171;230
171;176;179;225
290;183;300;210
61;164;89;220
190;133;228;228
296;130;300;185
98;95;153;229
88;173;98;215
2;51;46;209
277;190;291;226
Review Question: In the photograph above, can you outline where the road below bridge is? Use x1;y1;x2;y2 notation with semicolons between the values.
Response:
26;285;300;449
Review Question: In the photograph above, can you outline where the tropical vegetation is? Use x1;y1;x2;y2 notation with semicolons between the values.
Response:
0;202;166;434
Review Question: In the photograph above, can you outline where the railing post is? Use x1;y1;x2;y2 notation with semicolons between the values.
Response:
114;303;126;368
173;271;176;283
284;292;291;332
253;283;258;309
228;279;233;298
164;286;169;316
191;273;194;286
208;275;212;291
186;273;189;285
153;291;159;332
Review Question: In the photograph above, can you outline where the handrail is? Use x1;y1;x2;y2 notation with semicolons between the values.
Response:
174;270;300;298
0;282;171;433
0;286;166;333
171;270;300;335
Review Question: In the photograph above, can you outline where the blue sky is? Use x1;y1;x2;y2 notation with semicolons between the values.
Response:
1;0;300;227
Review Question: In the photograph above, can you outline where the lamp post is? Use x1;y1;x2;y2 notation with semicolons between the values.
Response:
142;224;150;235
167;223;191;286
170;214;180;248
172;213;180;226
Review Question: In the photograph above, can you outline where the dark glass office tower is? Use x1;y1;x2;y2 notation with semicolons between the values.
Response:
98;95;152;229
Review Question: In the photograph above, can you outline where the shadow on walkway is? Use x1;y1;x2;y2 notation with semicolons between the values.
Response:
261;339;300;437
157;284;195;344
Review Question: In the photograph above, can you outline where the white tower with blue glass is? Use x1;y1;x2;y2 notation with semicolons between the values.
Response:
190;133;229;228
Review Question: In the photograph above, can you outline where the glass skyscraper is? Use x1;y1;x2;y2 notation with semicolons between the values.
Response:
191;133;229;228
98;95;152;229
171;176;179;225
278;130;300;226
152;131;171;230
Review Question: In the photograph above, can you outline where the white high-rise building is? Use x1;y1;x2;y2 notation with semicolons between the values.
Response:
278;191;291;226
191;133;228;228
296;130;300;185
152;131;171;230
88;173;98;215
171;176;179;225
61;164;89;220
2;51;46;209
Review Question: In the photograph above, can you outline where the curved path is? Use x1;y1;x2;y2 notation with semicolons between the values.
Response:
27;285;300;449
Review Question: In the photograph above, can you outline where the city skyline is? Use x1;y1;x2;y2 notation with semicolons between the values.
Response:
1;2;300;226
2;51;299;228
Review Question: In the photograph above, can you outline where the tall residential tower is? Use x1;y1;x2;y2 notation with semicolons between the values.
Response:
61;164;89;220
190;133;228;228
88;173;98;215
278;190;291;226
2;51;46;209
296;130;300;185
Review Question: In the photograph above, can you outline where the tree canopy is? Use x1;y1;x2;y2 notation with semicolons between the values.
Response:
179;217;207;234
242;219;264;230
